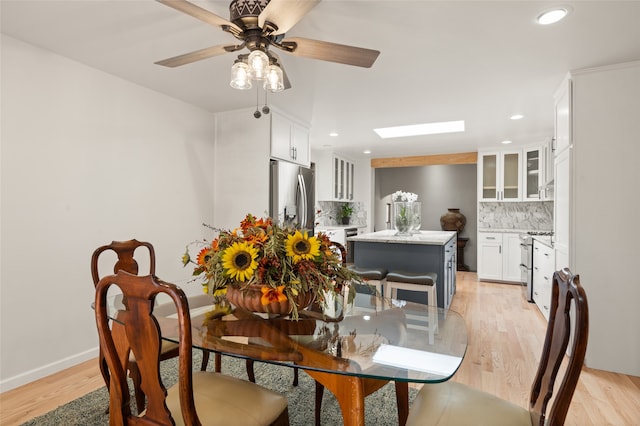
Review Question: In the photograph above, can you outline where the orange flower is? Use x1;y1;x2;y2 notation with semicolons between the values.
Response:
245;229;269;245
255;217;272;229
197;247;213;266
260;285;287;305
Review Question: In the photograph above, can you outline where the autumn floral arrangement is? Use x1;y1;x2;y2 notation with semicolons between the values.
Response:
182;214;359;319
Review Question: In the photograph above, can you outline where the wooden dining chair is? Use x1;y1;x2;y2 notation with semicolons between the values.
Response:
95;271;289;425
91;239;208;412
406;267;589;426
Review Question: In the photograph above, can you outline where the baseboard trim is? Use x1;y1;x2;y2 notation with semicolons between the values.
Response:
0;347;99;393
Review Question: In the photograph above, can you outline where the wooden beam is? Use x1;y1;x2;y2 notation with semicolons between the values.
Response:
370;152;478;168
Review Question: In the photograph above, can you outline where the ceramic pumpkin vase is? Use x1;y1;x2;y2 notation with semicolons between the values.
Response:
226;283;315;316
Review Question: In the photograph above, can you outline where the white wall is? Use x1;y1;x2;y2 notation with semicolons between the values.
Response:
571;61;640;375
213;108;271;230
0;35;216;391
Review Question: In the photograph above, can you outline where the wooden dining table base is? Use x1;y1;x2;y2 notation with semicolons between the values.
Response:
304;368;409;426
199;308;411;425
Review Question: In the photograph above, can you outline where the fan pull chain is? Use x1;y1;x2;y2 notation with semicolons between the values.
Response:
262;90;270;115
253;87;271;119
254;86;262;119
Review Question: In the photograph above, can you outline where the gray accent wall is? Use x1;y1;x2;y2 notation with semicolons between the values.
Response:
374;164;477;271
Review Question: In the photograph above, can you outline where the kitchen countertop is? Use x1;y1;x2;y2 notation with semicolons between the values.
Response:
347;230;456;245
316;224;367;230
478;228;553;234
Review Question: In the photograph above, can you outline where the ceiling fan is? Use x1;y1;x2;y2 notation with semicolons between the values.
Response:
154;0;380;91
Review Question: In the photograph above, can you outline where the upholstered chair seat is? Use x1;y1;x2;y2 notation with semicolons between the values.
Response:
406;381;531;426
165;371;289;426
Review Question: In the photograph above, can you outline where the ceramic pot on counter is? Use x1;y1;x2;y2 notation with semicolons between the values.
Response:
440;208;466;233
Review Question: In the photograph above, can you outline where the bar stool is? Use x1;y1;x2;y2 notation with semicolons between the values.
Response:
385;271;438;343
346;265;387;311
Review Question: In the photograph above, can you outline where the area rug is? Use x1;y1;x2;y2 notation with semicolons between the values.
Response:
22;352;416;425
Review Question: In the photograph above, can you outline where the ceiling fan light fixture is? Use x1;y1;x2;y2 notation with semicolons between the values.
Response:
248;49;269;80
263;64;284;92
230;61;252;90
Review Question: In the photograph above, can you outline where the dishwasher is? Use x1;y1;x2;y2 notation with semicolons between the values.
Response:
345;227;358;263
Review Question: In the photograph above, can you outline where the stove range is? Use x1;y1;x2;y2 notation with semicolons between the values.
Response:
526;231;554;236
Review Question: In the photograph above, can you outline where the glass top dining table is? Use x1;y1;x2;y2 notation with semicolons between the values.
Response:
110;291;468;426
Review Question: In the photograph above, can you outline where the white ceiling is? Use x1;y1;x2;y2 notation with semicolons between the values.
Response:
2;1;639;159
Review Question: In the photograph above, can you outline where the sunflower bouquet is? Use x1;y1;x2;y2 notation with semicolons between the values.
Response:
182;214;359;319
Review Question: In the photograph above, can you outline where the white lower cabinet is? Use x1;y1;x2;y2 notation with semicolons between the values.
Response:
532;240;554;320
478;232;521;282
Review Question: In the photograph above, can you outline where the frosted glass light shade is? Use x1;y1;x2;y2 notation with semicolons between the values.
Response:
230;62;252;90
263;65;284;92
248;50;269;80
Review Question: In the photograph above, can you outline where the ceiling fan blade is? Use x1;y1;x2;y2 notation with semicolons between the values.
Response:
282;37;380;68
259;0;321;35
156;0;241;32
155;44;240;67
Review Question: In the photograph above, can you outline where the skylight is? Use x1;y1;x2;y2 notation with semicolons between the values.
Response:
373;120;465;139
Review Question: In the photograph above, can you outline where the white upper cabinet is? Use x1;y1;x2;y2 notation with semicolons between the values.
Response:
523;142;553;201
333;155;355;201
314;151;356;201
554;78;572;156
523;145;543;201
270;111;310;167
478;150;522;201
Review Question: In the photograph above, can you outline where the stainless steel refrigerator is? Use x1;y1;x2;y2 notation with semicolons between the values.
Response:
269;160;315;234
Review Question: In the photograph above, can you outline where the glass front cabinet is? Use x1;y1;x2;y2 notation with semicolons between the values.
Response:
524;141;554;201
524;146;542;201
333;155;354;201
478;151;522;201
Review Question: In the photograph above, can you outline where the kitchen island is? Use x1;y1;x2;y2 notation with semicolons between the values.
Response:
348;230;457;309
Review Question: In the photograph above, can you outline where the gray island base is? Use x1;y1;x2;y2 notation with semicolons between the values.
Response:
348;230;457;309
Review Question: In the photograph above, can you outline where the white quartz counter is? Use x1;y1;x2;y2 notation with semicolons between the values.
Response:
347;230;456;246
316;225;367;230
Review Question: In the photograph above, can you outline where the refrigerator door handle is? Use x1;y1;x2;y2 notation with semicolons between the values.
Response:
298;172;307;229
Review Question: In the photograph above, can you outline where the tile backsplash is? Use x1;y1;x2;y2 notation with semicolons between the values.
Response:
478;202;553;230
316;201;367;227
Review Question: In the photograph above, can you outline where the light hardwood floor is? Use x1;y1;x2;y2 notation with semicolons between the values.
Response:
1;272;639;425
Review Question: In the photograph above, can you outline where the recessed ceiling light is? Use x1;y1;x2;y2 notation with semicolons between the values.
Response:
373;120;465;139
329;132;339;137
501;140;513;144
537;7;570;25
363;150;372;155
510;114;524;120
